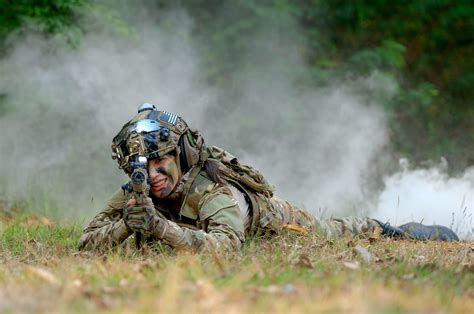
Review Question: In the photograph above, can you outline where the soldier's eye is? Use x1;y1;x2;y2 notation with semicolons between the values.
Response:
155;167;167;175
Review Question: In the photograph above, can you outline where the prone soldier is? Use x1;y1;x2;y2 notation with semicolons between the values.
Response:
78;103;459;252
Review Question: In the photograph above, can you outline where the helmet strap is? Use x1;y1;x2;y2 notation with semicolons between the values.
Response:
178;136;190;174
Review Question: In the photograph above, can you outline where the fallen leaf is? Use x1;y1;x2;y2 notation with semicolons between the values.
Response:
354;244;372;263
343;261;360;270
258;285;280;294
72;279;83;288
402;273;416;280
369;225;382;243
40;217;52;226
282;224;309;235
295;253;313;269
462;263;474;273
24;215;52;227
26;266;61;286
119;279;128;287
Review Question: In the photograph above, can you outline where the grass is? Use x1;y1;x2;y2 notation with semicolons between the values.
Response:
0;206;473;313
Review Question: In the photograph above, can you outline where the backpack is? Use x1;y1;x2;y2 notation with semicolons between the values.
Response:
207;146;275;197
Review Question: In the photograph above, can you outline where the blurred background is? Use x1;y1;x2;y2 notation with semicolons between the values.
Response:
0;0;472;237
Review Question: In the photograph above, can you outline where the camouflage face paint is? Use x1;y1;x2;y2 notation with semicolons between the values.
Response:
148;156;181;198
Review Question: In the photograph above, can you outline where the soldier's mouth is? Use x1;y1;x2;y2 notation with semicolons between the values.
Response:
151;178;167;191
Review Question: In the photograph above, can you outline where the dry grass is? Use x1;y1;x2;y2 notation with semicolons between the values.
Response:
0;210;473;313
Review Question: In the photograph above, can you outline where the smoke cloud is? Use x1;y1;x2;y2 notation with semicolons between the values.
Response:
0;3;471;238
375;159;474;239
0;8;214;217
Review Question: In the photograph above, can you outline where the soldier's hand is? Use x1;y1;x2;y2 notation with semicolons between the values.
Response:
123;197;157;235
123;198;169;239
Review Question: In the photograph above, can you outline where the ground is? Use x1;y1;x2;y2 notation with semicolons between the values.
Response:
0;208;473;313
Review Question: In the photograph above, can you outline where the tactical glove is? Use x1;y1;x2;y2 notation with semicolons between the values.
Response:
373;219;459;241
123;205;156;236
123;204;171;240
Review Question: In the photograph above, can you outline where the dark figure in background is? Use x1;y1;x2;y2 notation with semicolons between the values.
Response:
78;104;459;252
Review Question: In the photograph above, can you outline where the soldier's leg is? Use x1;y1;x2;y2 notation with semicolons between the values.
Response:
256;196;458;241
260;196;380;238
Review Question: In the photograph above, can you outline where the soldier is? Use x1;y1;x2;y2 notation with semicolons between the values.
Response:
78;104;459;252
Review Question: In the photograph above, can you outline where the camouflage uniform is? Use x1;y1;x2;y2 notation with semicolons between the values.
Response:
78;167;380;252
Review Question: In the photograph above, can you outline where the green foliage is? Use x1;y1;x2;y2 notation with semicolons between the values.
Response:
0;216;80;257
307;0;474;169
0;0;90;46
349;39;407;72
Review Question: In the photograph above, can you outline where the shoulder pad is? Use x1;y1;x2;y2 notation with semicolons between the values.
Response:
180;173;215;220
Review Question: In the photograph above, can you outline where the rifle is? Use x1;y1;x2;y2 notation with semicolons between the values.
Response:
122;156;149;248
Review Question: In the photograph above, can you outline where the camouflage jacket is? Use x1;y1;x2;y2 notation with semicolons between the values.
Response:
78;168;245;251
78;167;380;252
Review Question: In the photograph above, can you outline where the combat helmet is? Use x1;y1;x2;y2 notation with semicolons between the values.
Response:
111;103;207;175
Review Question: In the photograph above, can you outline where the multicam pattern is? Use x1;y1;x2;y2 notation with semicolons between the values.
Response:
257;196;380;238
78;167;382;252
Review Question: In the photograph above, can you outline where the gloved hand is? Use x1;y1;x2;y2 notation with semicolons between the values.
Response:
123;205;157;236
123;198;169;239
373;219;459;241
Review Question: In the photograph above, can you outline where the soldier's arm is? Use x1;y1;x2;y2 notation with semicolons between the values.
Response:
152;194;245;252
78;189;133;251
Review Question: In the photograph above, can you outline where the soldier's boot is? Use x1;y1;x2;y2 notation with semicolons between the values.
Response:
373;219;459;241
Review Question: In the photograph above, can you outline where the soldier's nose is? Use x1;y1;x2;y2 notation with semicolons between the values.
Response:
148;169;158;179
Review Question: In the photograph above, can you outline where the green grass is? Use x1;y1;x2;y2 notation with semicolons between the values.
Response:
0;207;473;313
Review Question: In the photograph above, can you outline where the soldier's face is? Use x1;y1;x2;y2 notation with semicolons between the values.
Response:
148;155;180;198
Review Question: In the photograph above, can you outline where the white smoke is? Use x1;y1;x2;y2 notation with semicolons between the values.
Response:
375;159;474;239
0;5;387;219
0;8;214;218
201;21;390;217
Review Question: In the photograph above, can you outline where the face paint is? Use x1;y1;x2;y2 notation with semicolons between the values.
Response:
148;155;181;198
